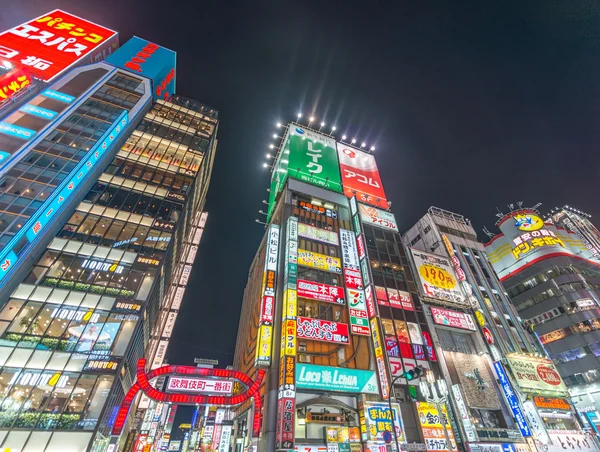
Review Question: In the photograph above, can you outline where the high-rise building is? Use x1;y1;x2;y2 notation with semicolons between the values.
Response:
0;12;217;452
485;205;600;446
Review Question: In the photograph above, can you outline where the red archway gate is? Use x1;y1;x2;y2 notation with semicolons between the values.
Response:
112;358;265;438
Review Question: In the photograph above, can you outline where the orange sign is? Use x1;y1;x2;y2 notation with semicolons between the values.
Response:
533;396;570;410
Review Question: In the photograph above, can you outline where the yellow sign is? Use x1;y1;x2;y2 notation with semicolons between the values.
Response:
418;264;457;290
416;402;457;452
442;234;454;257
298;249;342;273
284;289;297;318
512;235;565;259
475;310;485;327
514;213;544;231
326;427;338;442
283;319;296;356
255;324;273;366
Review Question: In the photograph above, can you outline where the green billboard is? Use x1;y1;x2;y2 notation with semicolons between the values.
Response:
267;124;342;220
296;363;379;394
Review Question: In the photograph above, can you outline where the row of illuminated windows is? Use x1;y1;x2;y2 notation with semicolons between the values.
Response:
93;84;141;110
83;182;181;223
0;299;137;358
554;342;600;364
297;300;344;323
507;265;600;298
539;317;600;345
136;119;209;153
105;73;145;94
515;281;600;311
107;154;194;192
0;368;114;431
150;103;216;137
58;210;171;254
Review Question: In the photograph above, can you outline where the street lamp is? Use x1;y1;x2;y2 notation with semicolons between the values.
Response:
419;371;453;452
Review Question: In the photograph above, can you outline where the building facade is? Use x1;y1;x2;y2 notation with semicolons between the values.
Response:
485;206;600;451
0;13;217;452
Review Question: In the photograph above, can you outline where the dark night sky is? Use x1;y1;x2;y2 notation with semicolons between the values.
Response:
3;0;600;369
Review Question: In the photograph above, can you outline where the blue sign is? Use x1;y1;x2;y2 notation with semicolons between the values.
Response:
0;111;129;283
106;36;176;101
0;122;36;140
0;151;10;162
42;89;75;103
20;104;57;120
494;361;531;437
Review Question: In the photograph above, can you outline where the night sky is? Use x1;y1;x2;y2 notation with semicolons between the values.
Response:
3;0;600;369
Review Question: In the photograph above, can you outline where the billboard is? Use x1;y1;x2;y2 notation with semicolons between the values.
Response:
358;204;398;232
297;280;344;304
296;317;349;344
410;248;466;305
430;307;476;331
416;402;458;452
0;10;117;81
505;355;568;395
106;36;176;101
296;364;378;394
375;286;414;311
363;402;405;443
337;143;388;209
0;68;32;102
166;377;233;394
297;249;341;273
298;223;339;245
340;229;370;336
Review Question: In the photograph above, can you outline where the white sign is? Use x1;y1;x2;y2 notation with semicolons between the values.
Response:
410;248;466;305
298;223;339;245
451;385;477;441
81;259;124;274
192;227;204;245
358;204;398;232
162;311;178;338
151;340;169;369
185;245;198;264
9;371;69;388
266;225;280;271
167;377;233;394
218;425;232;452
50;307;99;323
339;229;360;270
179;265;192;286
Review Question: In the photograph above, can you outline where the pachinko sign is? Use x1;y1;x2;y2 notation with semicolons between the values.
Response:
358;204;398;232
410;248;466;305
337;143;389;209
298;249;341;273
296;317;349;345
0;68;32;102
0;10;117;81
297;279;344;304
506;354;568;396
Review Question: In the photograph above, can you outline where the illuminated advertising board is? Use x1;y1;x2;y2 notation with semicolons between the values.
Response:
493;361;531;437
106;36;176;101
0;111;128;284
358;203;398;232
375;286;414;311
297;279;344;304
416;402;458;452
298;249;341;273
430;307;476;331
410;248;466;305
0;68;32;103
533;396;570;411
363;402;405;443
298;223;339;245
0;10;117;81
296;363;379;394
505;354;568;396
166;377;233;394
337;143;388;209
296;317;349;344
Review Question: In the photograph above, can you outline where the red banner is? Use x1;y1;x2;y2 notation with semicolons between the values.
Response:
0;9;117;81
297;279;345;304
344;268;363;290
296;316;350;344
375;286;414;311
0;68;32;102
337;143;389;209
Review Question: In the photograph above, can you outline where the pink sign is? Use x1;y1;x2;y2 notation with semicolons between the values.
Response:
296;316;350;344
430;307;476;331
167;377;233;394
297;280;345;304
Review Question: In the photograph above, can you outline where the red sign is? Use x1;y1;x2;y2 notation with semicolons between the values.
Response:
365;285;376;318
537;365;562;386
133;434;147;452
422;332;438;362
297;279;345;304
482;327;494;345
260;295;274;324
357;234;366;259
167;377;233;394
0;10;117;81
344;268;363;290
337;143;389;209
0;68;32;102
296;316;350;344
375;286;415;311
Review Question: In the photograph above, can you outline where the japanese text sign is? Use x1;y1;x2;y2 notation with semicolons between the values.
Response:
364;402;405;442
106;36;176;101
298;249;341;273
0;68;32;102
376;286;415;311
296;316;349;344
166;377;233;394
493;361;531;437
0;9;117;81
358;204;398;232
410;249;466;305
296;363;379;394
505;355;568;395
297;279;344;304
298;223;339;245
416;402;458;452
430;307;476;331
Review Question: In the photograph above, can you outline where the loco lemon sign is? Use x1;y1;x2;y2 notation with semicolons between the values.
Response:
410;249;466;305
296;363;378;394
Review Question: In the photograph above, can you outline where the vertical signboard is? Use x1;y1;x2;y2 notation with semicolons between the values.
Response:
493;361;531;438
415;402;458;452
339;228;370;336
255;224;280;367
451;385;477;442
350;197;389;400
337;143;389;209
276;217;298;451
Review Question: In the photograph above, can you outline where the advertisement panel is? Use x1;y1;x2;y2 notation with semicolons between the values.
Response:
358;204;398;232
296;363;379;394
254;325;272;367
451;385;477;442
0;9;117;81
106;36;176;101
337;143;388;209
506;355;568;395
416;402;458;452
430;307;476;331
410;249;465;305
364;402;405;443
298;223;339;245
0;68;33;103
339;228;369;336
533;396;570;411
297;280;344;304
375;286;415;311
298;249;341;273
493;361;531;438
296;317;349;344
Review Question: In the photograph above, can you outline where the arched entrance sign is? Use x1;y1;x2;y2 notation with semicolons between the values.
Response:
112;358;265;437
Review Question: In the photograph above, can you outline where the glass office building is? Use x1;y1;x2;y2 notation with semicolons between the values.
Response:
0;32;218;452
